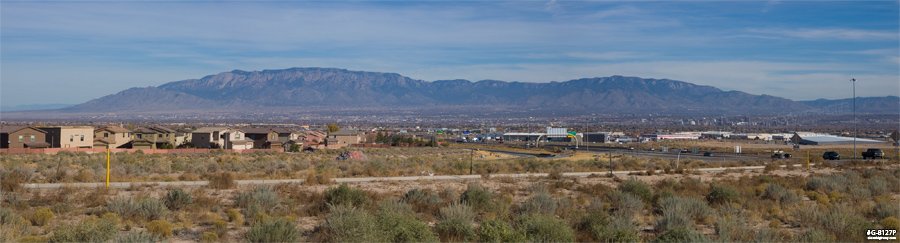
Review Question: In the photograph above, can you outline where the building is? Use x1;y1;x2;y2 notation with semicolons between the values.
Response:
790;132;884;145
131;126;177;149
326;130;362;149
545;127;571;142
1;126;49;148
242;127;297;150
502;133;545;142
38;126;94;148
641;133;700;141
94;126;132;149
582;132;609;143
192;127;251;149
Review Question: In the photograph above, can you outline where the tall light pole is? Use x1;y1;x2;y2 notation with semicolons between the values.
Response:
852;78;857;162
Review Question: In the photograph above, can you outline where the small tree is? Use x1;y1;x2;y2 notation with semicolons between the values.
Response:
327;123;340;133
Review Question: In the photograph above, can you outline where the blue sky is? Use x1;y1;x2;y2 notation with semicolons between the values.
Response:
1;1;898;107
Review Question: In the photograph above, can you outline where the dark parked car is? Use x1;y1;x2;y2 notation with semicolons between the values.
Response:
772;153;792;159
862;149;885;159
822;151;840;160
703;152;714;157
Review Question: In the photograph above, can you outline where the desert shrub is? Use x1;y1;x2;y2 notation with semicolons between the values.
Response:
460;183;494;212
200;231;219;242
323;204;380;242
115;231;161;243
796;228;835;242
436;203;476;242
208;172;235;189
402;188;443;215
107;197;167;221
520;188;558;216
0;209;29;242
762;184;799;205
653;227;707;243
213;219;228;237
146;219;173;238
324;184;369;208
881;217;900;230
164;188;193;210
0;207;15;225
796;204;874;241
706;184;739;205
607;191;644;217
245;217;300;243
374;200;438;242
31;207;54;226
234;186;281;220
618;178;653;202
48;216;117;243
873;200;899;219
518;214;575;242
1;169;30;192
226;208;245;226
656;196;711;232
479;219;526;242
579;209;640;242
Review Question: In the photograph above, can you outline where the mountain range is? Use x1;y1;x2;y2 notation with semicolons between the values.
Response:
16;67;900;115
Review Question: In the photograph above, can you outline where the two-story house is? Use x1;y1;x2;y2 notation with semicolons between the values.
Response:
37;126;95;148
1;126;50;148
131;126;177;149
93;125;132;149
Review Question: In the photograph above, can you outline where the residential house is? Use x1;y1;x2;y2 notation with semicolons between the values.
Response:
326;130;363;149
131;126;177;149
242;127;298;150
174;128;193;148
93;126;132;149
192;127;252;149
1;126;50;148
37;126;94;148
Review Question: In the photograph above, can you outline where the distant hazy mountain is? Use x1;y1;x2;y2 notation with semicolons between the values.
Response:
54;67;893;115
801;96;900;114
0;103;73;112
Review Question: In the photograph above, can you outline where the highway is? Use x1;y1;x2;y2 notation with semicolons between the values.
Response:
22;164;799;189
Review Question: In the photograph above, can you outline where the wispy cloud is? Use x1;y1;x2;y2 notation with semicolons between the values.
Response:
748;28;898;40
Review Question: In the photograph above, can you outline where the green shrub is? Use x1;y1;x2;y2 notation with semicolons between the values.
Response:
402;188;443;214
164;188;193;210
324;204;380;242
31;207;54;226
200;231;219;242
115;231;161;243
226;208;245;226
873;201;899;219
518;214;575;242
796;229;835;242
245;217;300;243
618;178;653;202
706;184;739;205
48;216;117;243
436;203;476;242
880;217;899;230
607;191;644;217
521;189;557;216
146;219;173;238
209;172;236;189
236;186;280;222
374;201;438;242
479;219;525;242
107;197;167;221
460;183;494;212
654;227;707;242
579;208;640;242
656;196;711;232
325;184;369;208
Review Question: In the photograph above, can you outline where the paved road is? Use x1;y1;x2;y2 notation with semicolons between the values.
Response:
22;164;801;190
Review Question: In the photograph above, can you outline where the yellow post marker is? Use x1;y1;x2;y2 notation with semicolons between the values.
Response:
106;147;110;189
806;150;810;172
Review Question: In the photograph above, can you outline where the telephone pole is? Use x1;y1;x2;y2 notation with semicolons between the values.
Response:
852;78;857;162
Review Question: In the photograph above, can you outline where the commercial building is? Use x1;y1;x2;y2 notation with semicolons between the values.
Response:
790;132;885;145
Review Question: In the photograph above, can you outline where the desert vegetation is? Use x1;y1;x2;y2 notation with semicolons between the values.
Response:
0;147;761;184
1;163;898;242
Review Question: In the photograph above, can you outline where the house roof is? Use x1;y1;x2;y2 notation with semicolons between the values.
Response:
96;125;130;133
193;127;231;133
133;126;175;134
329;130;360;136
1;125;46;134
241;127;295;134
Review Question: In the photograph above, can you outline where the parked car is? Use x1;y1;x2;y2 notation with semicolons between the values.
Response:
703;152;714;157
822;151;840;160
772;153;792;159
862;148;885;159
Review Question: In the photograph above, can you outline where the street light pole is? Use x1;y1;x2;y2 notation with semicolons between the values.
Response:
852;78;857;162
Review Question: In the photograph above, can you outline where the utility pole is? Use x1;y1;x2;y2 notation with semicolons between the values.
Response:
852;78;857;162
608;151;613;176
